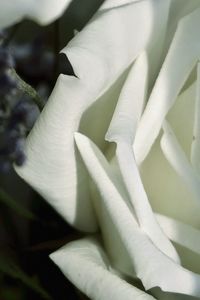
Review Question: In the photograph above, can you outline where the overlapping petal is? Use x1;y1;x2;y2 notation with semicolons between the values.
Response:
140;82;200;228
50;237;156;300
16;0;169;231
156;213;200;274
14;1;200;299
157;213;200;257
74;133;200;297
0;0;72;29
167;81;195;158
191;63;200;173
164;0;200;52
161;122;200;208
105;52;179;262
134;7;200;164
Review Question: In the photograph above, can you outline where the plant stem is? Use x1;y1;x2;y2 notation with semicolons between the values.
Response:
11;69;44;111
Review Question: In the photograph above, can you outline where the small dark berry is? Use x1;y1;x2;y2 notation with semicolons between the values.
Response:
14;151;26;166
11;99;39;129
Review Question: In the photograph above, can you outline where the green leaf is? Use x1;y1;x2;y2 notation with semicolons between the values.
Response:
0;188;37;221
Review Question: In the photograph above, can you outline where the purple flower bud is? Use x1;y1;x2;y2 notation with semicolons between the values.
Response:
11;99;39;129
14;150;26;166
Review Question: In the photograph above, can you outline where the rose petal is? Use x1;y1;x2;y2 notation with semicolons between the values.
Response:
105;51;179;263
156;213;200;274
101;0;140;10
106;51;148;144
61;0;159;85
167;82;195;158
50;237;156;300
91;187;137;277
134;7;200;164
156;213;200;256
161;122;200;211
15;0;162;231
15;76;99;232
140;84;199;228
0;0;71;29
164;0;200;52
74;132;200;297
88;147;138;277
79;68;130;152
115;142;180;263
140;135;200;228
191;63;200;172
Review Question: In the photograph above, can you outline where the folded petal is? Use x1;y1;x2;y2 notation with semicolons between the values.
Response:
75;133;200;297
15;76;98;232
167;81;195;158
161;122;200;210
62;0;166;85
15;0;164;231
140;136;200;229
101;0;140;10
106;51;148;144
156;213;200;275
116;142;180;262
157;213;200;255
191;63;200;172
50;237;156;300
164;0;200;52
134;7;200;164
0;0;71;29
105;51;179;262
140;84;200;228
27;0;71;25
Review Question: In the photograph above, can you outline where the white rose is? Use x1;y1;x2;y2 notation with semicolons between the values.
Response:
0;0;72;30
15;0;200;299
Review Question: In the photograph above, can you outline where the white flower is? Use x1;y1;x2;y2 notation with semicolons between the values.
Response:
15;0;200;299
0;0;72;29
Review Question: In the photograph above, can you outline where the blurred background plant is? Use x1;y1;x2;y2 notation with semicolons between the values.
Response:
0;1;103;299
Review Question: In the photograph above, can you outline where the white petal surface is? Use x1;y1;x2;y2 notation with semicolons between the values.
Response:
0;0;71;29
134;7;200;164
62;0;159;85
140;83;200;228
106;51;148;144
156;213;200;274
191;63;200;172
75;133;200;297
161;122;200;208
106;52;179;263
115;142;179;263
79;68;130;152
50;237;156;300
167;82;196;158
101;0;139;10
16;76;99;232
164;0;200;53
140;134;200;229
15;1;163;231
93;152;140;277
156;214;200;256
